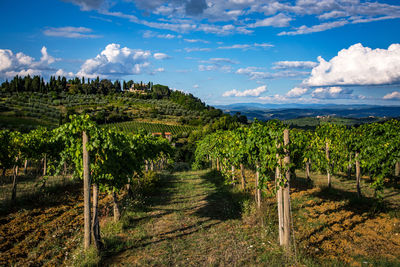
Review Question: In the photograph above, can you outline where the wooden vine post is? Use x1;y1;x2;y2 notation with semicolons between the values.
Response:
277;129;291;249
395;161;400;177
276;150;283;244
326;142;331;188
240;163;246;190
306;158;311;181
255;161;261;209
356;152;361;197
92;183;101;250
11;157;19;203
82;131;91;250
282;129;291;249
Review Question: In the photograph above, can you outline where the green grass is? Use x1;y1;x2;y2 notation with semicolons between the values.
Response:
95;170;314;266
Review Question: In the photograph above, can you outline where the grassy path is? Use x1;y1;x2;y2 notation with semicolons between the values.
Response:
103;170;275;266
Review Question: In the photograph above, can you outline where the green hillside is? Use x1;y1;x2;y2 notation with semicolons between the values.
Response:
0;75;227;133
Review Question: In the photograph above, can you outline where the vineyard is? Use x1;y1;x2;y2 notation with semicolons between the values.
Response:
1;112;400;265
104;120;196;135
0;91;208;132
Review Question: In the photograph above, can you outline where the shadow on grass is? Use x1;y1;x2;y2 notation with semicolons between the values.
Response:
100;170;251;264
100;172;178;258
291;176;314;193
194;170;250;221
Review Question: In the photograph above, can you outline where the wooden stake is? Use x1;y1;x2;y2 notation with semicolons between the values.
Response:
240;163;246;190
326;142;331;189
283;129;291;250
276;158;284;245
356;152;361;198
83;131;91;249
255;161;261;209
306;159;311;181
112;191;121;222
92;183;101;250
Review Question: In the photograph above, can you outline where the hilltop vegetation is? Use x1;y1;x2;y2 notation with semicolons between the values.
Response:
0;75;244;132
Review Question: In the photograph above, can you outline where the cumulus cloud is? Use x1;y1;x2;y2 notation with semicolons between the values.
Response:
304;43;400;86
286;87;308;98
43;26;101;38
0;46;57;78
77;43;152;77
153;53;170;60
223;85;267;97
383;91;400;100
55;69;75;77
273;61;317;69
311;86;355;99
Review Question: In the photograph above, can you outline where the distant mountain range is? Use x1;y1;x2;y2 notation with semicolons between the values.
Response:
215;103;400;121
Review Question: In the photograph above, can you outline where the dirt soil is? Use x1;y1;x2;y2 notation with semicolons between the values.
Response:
0;183;114;266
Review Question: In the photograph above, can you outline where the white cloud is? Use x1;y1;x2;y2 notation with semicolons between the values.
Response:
223;85;267;97
193;84;199;88
273;61;317;69
150;67;165;75
0;46;57;78
77;43;152;78
311;86;355;99
62;0;106;11
249;13;292;28
153;53;170;60
198;64;232;72
286;87;308;98
383;91;400;100
142;30;181;39
278;20;348;36
184;38;209;43
63;0;400;37
55;69;74;77
318;11;347;20
218;43;273;50
43;26;101;38
184;47;212;52
258;94;289;102
209;58;238;64
198;65;217;71
304;43;400;86
236;67;309;80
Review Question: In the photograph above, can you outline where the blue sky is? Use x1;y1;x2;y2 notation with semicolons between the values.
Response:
1;0;400;105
